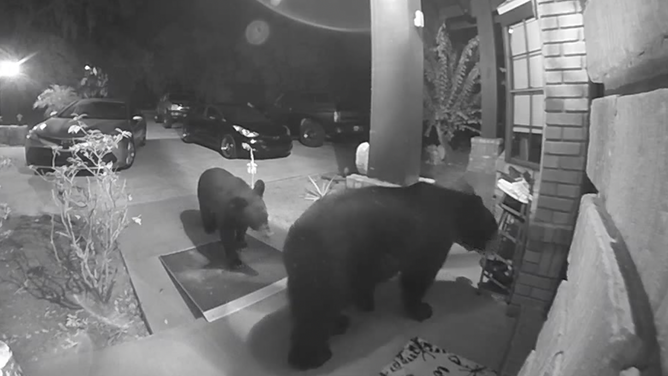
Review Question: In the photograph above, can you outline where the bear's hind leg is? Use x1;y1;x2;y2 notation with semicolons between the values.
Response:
399;243;452;322
288;313;335;370
353;284;376;312
200;207;216;234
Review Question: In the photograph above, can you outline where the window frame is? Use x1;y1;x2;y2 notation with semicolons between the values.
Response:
500;1;543;170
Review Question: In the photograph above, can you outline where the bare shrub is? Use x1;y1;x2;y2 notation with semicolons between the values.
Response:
21;115;141;309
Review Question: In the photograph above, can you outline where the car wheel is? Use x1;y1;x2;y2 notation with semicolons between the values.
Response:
181;125;192;143
120;138;136;170
220;134;238;159
299;119;325;148
139;127;147;147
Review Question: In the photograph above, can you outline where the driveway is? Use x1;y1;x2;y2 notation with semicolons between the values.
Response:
0;120;358;331
0;120;357;213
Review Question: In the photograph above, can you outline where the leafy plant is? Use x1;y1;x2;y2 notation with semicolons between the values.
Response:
304;176;334;202
33;85;81;117
80;66;109;99
22;115;141;308
424;22;482;162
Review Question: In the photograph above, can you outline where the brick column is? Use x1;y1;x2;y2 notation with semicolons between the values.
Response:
508;0;590;315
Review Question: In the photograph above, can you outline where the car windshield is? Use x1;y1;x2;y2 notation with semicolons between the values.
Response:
170;93;193;102
220;105;268;123
59;101;127;120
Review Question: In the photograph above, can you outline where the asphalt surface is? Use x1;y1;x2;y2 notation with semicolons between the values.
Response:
1;119;357;213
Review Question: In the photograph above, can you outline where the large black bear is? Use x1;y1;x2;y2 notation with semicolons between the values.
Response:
283;182;498;370
197;168;272;268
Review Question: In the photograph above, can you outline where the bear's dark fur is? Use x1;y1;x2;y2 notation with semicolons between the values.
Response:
283;182;498;370
197;168;271;268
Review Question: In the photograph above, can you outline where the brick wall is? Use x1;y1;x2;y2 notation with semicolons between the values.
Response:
509;0;668;374
507;0;590;316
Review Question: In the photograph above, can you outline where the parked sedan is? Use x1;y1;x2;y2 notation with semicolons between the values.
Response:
155;91;198;128
181;102;292;159
25;98;147;170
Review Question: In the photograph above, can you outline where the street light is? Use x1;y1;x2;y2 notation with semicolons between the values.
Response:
0;61;21;78
0;60;23;124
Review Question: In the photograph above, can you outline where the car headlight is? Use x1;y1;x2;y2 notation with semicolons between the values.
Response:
233;125;259;138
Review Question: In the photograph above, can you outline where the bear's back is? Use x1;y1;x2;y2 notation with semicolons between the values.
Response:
197;167;254;205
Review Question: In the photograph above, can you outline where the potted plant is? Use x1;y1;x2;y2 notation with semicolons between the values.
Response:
423;22;482;164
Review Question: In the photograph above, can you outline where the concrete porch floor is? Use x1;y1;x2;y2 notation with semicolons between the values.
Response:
22;265;515;376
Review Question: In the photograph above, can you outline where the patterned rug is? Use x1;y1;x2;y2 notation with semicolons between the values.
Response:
379;337;498;376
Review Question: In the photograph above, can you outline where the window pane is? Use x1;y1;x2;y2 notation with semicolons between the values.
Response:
529;133;543;164
526;18;541;52
510;132;543;164
511;133;530;160
513;57;529;89
529;54;544;87
510;23;526;56
531;94;545;127
514;94;531;126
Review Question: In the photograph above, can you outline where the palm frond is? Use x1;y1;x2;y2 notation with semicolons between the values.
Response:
423;22;482;137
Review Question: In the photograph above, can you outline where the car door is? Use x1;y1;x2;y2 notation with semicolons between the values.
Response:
184;104;208;142
202;105;226;148
281;93;307;132
128;105;145;143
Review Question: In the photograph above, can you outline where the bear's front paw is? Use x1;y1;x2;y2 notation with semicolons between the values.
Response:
405;302;433;322
288;345;332;371
331;314;350;336
225;254;244;269
354;296;375;312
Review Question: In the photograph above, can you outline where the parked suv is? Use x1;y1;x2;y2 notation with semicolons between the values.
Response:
263;91;370;147
155;92;198;128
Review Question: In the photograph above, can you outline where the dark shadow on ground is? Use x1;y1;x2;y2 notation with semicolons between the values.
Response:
179;209;229;268
331;136;364;176
246;279;499;376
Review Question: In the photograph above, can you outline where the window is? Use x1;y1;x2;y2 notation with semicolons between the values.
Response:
205;106;224;121
218;104;269;123
59;100;128;120
504;17;544;168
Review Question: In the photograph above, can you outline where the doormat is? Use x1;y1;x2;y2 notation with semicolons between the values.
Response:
159;236;286;322
379;337;498;376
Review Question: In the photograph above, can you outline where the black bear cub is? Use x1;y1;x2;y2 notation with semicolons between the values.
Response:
197;168;272;268
283;182;498;370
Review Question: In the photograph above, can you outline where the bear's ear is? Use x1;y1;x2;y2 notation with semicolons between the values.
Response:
228;197;249;213
253;179;265;197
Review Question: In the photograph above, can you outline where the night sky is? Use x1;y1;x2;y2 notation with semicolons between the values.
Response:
0;0;372;117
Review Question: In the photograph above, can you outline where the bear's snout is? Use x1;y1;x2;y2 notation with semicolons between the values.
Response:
254;223;273;238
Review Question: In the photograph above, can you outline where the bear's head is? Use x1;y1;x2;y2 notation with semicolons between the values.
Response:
454;192;498;253
229;179;272;237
